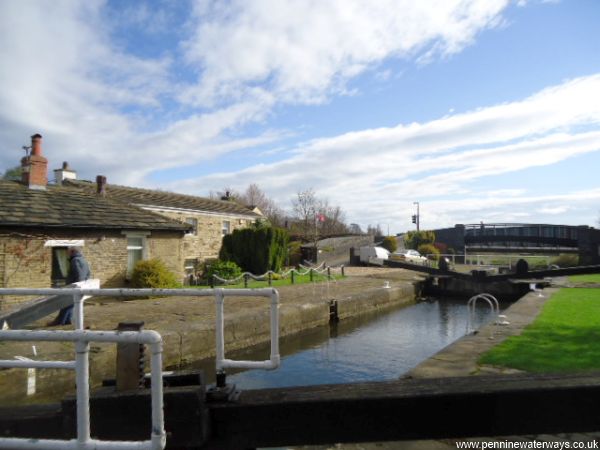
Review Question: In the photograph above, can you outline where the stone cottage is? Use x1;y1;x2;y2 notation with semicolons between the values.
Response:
62;179;262;277
0;134;260;306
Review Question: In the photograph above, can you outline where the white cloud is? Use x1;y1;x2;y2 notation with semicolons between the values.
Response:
2;1;596;231
180;0;510;106
171;74;600;230
0;1;278;184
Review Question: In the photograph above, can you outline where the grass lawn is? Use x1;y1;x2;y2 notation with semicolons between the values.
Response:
568;273;600;283
479;288;600;372
197;273;344;289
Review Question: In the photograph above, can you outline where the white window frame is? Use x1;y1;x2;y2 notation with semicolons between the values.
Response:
123;232;149;278
44;239;85;247
185;217;198;237
222;220;231;236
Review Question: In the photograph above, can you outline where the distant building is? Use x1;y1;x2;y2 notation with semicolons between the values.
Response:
432;223;600;265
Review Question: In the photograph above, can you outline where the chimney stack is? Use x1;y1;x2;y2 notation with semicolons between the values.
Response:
21;134;48;190
54;161;77;185
96;175;107;196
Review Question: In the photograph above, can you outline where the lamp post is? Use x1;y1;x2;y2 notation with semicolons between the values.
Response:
413;202;420;231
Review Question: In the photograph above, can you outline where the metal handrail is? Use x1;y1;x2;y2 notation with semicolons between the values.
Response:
0;329;165;450
0;285;282;449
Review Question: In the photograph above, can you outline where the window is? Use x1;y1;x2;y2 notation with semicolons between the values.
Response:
127;236;145;278
184;258;197;274
222;220;231;236
51;247;70;287
185;217;198;236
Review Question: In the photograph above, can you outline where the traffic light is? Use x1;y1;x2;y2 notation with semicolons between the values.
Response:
411;215;417;224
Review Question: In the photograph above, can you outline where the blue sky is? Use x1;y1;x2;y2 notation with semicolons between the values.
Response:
1;0;599;233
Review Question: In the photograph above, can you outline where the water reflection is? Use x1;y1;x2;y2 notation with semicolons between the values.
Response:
186;297;497;389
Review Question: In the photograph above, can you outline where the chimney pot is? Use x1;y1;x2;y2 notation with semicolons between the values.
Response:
31;134;43;157
96;175;107;196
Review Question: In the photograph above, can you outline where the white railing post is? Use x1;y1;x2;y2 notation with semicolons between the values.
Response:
149;335;166;450
75;339;91;446
73;293;84;331
215;289;225;372
269;289;280;369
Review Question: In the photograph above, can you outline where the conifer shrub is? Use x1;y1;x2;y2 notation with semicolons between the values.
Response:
131;259;180;289
381;236;398;253
219;226;289;274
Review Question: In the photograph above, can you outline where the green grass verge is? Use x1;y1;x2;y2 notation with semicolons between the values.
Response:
195;273;344;289
568;274;600;283
479;288;600;372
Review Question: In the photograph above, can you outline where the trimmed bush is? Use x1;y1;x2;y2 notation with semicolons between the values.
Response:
381;236;398;253
551;253;579;268
131;259;180;289
404;230;435;250
418;243;440;261
220;226;289;274
205;260;242;282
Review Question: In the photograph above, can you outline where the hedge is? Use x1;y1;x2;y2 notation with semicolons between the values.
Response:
219;226;289;274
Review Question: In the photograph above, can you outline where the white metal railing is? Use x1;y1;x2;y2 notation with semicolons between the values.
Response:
214;288;280;371
0;286;281;448
0;329;165;450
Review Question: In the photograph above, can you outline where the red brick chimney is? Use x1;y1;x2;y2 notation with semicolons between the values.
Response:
21;134;48;189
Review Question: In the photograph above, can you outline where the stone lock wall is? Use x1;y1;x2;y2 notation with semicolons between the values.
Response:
0;228;185;308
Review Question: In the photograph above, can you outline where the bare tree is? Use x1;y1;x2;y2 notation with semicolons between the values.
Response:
291;188;350;240
318;202;348;236
238;183;285;227
366;224;383;236
292;188;320;241
349;223;363;234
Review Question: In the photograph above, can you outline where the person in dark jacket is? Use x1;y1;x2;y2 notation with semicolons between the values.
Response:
48;247;91;326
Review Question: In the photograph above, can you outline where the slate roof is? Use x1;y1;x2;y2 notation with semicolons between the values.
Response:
0;179;190;231
64;179;260;218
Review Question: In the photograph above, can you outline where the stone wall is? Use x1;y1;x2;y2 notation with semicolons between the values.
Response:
0;228;185;308
152;210;254;269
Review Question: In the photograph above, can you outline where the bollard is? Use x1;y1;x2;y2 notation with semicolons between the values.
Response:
291;270;295;284
244;273;249;288
310;268;314;282
268;272;272;286
116;321;145;391
341;265;345;277
327;266;331;280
